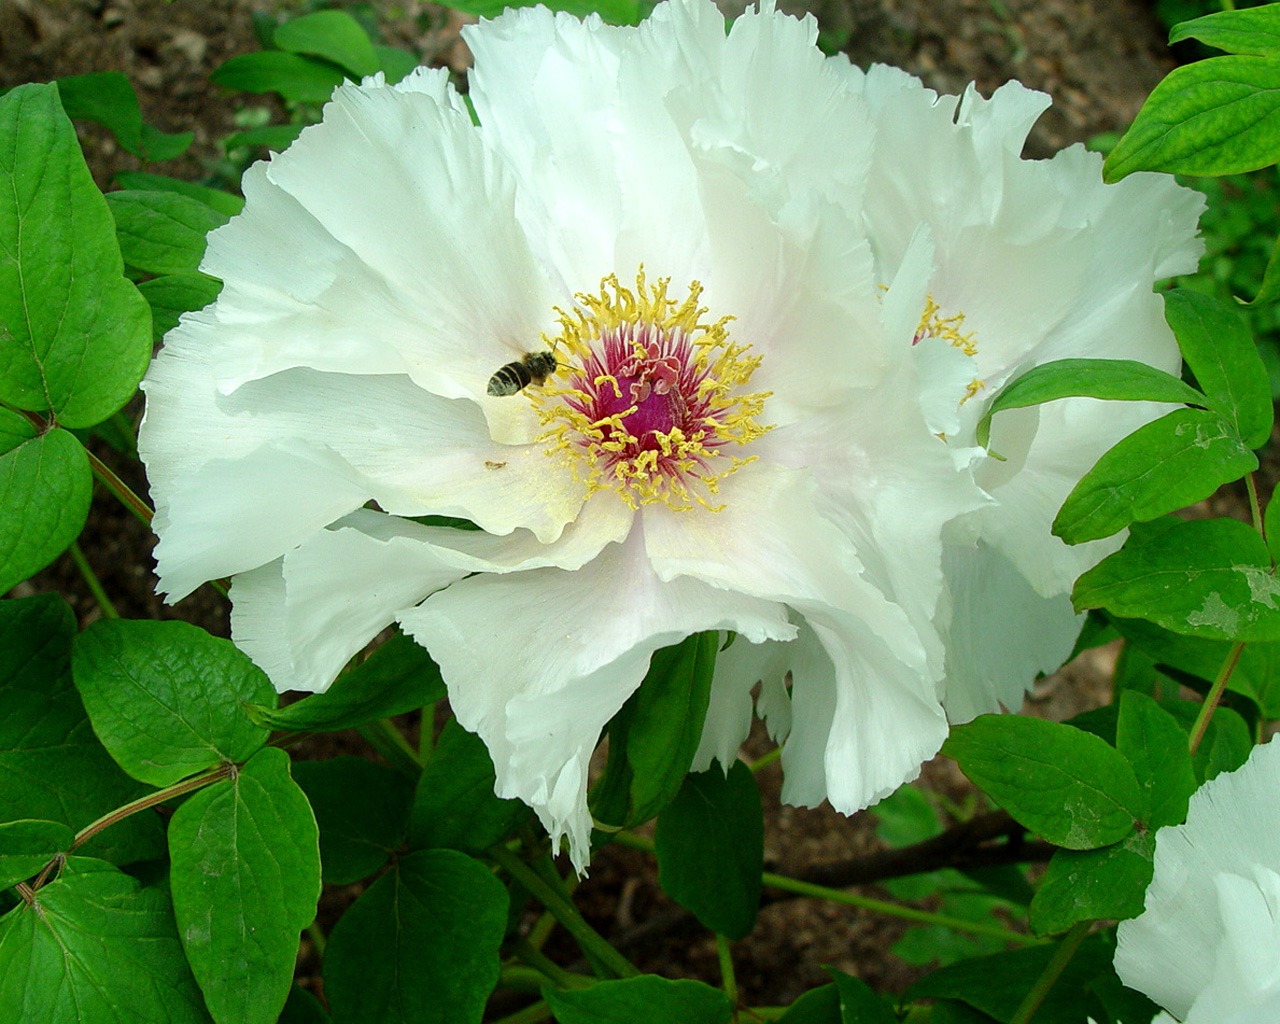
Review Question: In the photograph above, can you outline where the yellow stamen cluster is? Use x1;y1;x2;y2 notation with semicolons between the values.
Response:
532;270;772;512
916;294;984;404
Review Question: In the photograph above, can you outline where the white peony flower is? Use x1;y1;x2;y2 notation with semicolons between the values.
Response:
1115;738;1280;1024
139;0;1200;868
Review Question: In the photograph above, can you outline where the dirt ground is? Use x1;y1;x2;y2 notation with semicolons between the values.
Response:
1;0;1181;1010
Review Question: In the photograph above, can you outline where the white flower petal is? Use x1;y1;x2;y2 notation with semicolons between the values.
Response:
239;70;558;401
399;530;795;870
937;537;1083;722
1116;738;1280;1022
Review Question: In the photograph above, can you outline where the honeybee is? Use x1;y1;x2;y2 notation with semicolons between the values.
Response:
486;350;558;397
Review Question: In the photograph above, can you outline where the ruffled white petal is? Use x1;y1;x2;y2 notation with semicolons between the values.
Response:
644;462;950;812
399;529;795;870
1116;738;1280;1022
937;537;1083;721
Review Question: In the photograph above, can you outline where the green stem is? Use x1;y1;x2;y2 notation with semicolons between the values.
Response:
306;919;327;957
1009;921;1089;1024
761;871;1035;945
716;933;738;1008
1188;641;1244;755
358;718;423;777
68;541;118;618
488;844;639;979
510;937;593;990
1247;472;1263;534
747;747;781;773
86;447;153;527
31;762;235;890
612;830;1035;946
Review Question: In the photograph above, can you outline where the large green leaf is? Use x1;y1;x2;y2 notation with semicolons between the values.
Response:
1115;690;1196;830
1169;5;1280;56
0;595;160;865
0;819;73;891
408;717;528;853
324;848;508;1024
591;632;719;829
73;619;275;787
545;977;732;1024
113;172;244;218
942;715;1144;849
106;190;228;277
210;52;347;105
168;748;320;1024
1164;289;1272;449
0;412;91;594
1105;54;1280;178
247;632;446;732
1028;831;1154;937
827;969;899;1024
905;933;1112;1022
56;72;193;161
0;857;211;1024
1053;407;1257;544
273;11;380;79
0;84;151;427
137;273;223;343
293;757;412;885
1074;517;1280;641
654;763;763;940
976;358;1204;448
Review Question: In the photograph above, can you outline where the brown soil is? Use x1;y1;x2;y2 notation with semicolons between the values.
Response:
2;0;1178;1012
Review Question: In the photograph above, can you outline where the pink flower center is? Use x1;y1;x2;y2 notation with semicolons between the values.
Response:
534;273;771;511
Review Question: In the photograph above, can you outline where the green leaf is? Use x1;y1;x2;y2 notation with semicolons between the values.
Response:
442;0;642;26
408;718;528;854
942;715;1144;849
1116;690;1196;829
1073;517;1280;641
1053;407;1257;544
0;414;91;594
591;632;719;829
1170;5;1280;55
1187;703;1253;780
274;11;380;79
1267;481;1280;564
1104;54;1280;179
0;819;73;890
223;124;306;153
106;189;228;276
113;172;245;218
1247;232;1280;307
0;595;160;865
137;273;223;343
826;968;898;1024
1028;831;1155;936
544;977;732;1024
0;857;211;1024
168;748;320;1024
211;52;348;104
905;932;1112;1022
375;46;420;85
73;619;275;787
654;762;763;940
324;848;507;1024
293;757;412;885
976;358;1205;447
247;632;446;732
1165;289;1272;448
56;71;193;161
775;985;841;1024
280;985;331;1024
0;84;151;427
1113;616;1280;718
